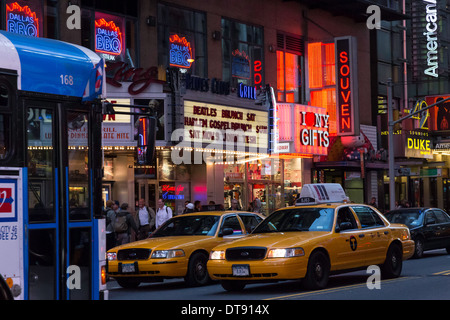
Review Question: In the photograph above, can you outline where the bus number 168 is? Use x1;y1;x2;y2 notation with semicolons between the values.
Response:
60;74;74;86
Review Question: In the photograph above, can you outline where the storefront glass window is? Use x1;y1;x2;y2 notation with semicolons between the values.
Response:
283;158;302;206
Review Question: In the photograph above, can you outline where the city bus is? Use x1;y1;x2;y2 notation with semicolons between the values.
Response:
0;30;107;300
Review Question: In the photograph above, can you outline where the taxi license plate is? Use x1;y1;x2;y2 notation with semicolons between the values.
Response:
232;265;250;277
121;263;135;273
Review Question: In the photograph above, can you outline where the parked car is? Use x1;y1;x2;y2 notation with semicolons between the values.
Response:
385;208;450;258
107;210;264;288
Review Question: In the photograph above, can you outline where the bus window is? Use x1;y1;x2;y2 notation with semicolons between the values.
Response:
68;112;90;221
27;107;55;223
0;84;11;159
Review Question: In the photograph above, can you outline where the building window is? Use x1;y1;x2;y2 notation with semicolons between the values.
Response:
221;18;264;88
276;33;304;103
157;3;207;77
307;42;337;134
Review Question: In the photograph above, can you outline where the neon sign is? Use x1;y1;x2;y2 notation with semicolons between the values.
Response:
95;18;123;56
335;37;359;136
6;2;39;37
232;49;251;79
423;0;438;78
238;83;256;100
254;60;262;87
161;184;185;200
169;34;194;69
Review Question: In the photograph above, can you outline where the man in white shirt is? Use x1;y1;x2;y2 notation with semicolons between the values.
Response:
136;198;155;239
156;198;172;229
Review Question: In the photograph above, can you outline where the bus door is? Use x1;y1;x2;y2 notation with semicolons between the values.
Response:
25;101;104;300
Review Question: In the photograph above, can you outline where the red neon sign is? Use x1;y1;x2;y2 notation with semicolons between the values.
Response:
335;37;358;136
254;60;262;87
95;18;123;56
6;2;39;37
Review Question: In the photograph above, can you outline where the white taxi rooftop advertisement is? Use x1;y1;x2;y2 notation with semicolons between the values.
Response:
296;183;349;205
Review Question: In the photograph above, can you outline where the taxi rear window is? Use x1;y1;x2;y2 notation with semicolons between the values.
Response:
253;208;334;233
352;206;385;228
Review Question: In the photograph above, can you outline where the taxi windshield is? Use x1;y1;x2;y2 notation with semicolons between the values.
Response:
253;208;335;233
152;215;221;237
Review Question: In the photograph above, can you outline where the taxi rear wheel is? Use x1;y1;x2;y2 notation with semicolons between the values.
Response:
381;243;402;279
303;251;330;290
185;252;210;287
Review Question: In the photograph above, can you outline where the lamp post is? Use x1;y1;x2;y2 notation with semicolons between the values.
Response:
387;78;395;210
387;80;450;210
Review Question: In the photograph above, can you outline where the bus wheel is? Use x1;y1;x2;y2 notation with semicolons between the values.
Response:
116;278;141;288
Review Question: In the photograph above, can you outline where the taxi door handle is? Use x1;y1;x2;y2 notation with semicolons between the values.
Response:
384;231;389;235
359;234;365;238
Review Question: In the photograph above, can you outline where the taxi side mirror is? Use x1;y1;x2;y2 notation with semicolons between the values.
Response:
336;222;353;232
220;228;234;237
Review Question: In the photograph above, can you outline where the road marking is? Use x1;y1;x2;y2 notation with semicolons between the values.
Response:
433;270;450;276
265;276;418;300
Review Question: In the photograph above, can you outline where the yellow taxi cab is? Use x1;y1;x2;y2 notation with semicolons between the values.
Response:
207;184;415;291
106;206;264;288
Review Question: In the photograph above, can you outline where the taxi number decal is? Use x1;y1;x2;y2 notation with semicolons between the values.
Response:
349;236;357;251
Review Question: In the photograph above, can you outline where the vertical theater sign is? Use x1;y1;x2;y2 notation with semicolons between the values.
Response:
335;36;359;137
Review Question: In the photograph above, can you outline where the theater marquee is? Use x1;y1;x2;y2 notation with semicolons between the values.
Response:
183;101;268;152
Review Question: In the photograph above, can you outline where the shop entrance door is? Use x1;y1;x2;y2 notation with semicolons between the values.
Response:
135;180;157;211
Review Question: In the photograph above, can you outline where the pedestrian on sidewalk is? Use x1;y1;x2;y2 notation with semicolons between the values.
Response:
115;203;138;245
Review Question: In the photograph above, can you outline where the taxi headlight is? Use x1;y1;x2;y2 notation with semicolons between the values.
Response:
151;249;185;259
210;250;226;260
107;252;117;261
268;247;305;258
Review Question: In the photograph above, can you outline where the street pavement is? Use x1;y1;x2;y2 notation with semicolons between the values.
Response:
108;249;450;301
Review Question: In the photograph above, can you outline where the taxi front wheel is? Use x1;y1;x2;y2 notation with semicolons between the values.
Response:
303;251;330;290
185;252;211;287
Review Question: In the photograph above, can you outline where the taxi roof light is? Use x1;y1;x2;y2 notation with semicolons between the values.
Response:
295;183;349;206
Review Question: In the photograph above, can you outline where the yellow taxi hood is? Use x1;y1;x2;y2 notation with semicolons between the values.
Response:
110;236;214;251
214;231;330;250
